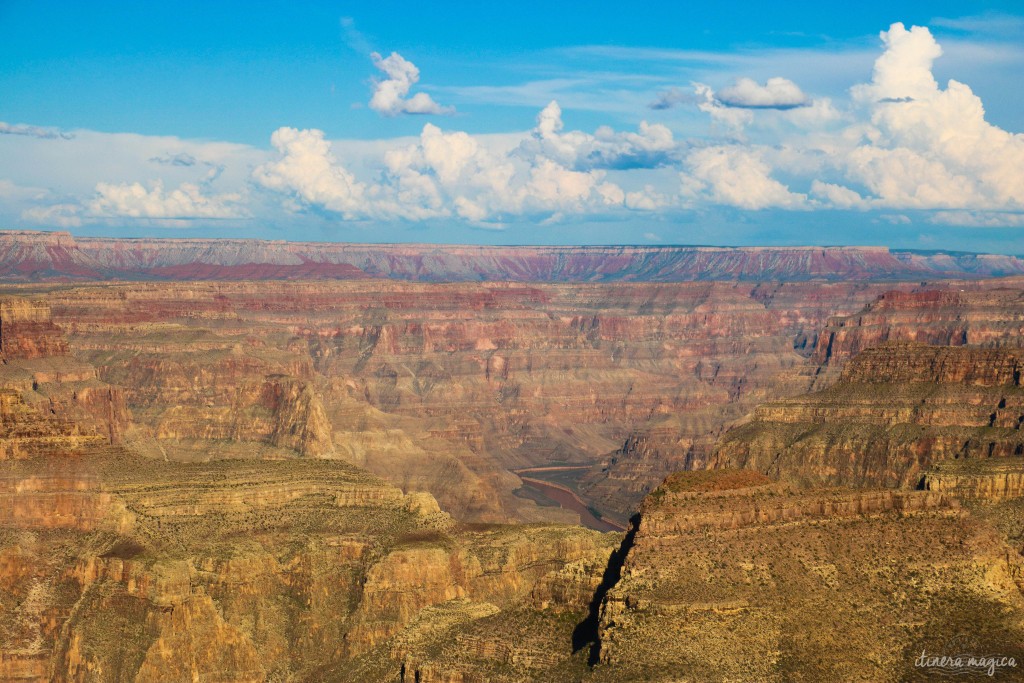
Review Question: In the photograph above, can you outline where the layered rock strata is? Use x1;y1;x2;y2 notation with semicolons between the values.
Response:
713;343;1024;490
4;230;1024;282
814;284;1024;366
0;443;618;682
27;279;901;522
591;470;1024;682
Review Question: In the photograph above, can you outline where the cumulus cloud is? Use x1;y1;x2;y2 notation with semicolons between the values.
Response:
252;127;369;218
382;114;632;221
693;83;753;135
678;21;1023;222
0;121;74;140
810;180;865;209
87;181;246;219
5;21;1021;237
254;103;653;224
682;146;806;210
369;52;454;116
851;23;942;104
716;77;810;109
522;100;678;170
842;22;1024;211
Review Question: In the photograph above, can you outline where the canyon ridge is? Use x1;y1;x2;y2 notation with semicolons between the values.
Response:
1;230;1024;681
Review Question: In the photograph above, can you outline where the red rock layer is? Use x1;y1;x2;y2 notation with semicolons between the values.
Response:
814;282;1024;365
32;279;898;523
4;229;1024;282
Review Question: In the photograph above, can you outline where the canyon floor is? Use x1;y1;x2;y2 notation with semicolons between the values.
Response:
2;237;1024;680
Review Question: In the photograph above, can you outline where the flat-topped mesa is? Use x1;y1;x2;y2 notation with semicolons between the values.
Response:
3;229;1024;282
712;343;1024;491
0;297;69;359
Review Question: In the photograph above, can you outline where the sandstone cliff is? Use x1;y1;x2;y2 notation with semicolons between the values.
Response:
26;278;906;523
0;297;128;445
0;444;618;682
589;470;1024;682
713;343;1024;490
814;284;1024;366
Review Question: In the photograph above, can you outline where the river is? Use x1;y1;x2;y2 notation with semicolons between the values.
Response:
515;470;625;533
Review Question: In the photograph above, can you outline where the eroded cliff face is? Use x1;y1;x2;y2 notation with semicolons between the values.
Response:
814;284;1024;367
712;343;1024;490
4;273;1024;681
0;297;128;447
0;441;618;682
9;279;898;524
590;470;1024;682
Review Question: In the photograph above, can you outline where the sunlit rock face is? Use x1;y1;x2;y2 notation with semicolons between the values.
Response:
712;343;1024;490
590;471;1024;683
29;278;902;524
813;285;1024;366
2;268;1024;680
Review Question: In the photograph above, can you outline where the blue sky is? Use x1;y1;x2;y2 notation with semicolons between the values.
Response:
1;1;1022;252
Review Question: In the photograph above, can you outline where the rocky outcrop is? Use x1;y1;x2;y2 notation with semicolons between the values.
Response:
4;230;1024;282
923;458;1024;502
713;343;1024;490
0;297;129;445
0;298;69;359
0;438;618;682
814;285;1024;366
590;470;1024;682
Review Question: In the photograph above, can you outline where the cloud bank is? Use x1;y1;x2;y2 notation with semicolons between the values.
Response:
2;21;1022;239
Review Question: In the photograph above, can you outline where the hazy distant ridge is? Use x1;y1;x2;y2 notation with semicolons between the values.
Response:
1;230;1022;282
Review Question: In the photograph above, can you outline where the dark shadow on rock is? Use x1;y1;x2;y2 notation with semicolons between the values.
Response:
572;512;640;666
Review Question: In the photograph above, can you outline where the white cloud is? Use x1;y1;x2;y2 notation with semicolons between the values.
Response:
852;23;943;104
252;127;369;218
87;180;246;219
693;83;753;136
521;100;678;170
21;203;82;228
683;146;806;210
3;21;1022;239
369;52;454;116
842;22;1024;211
810;180;865;209
929;210;1024;227
716;77;810;109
